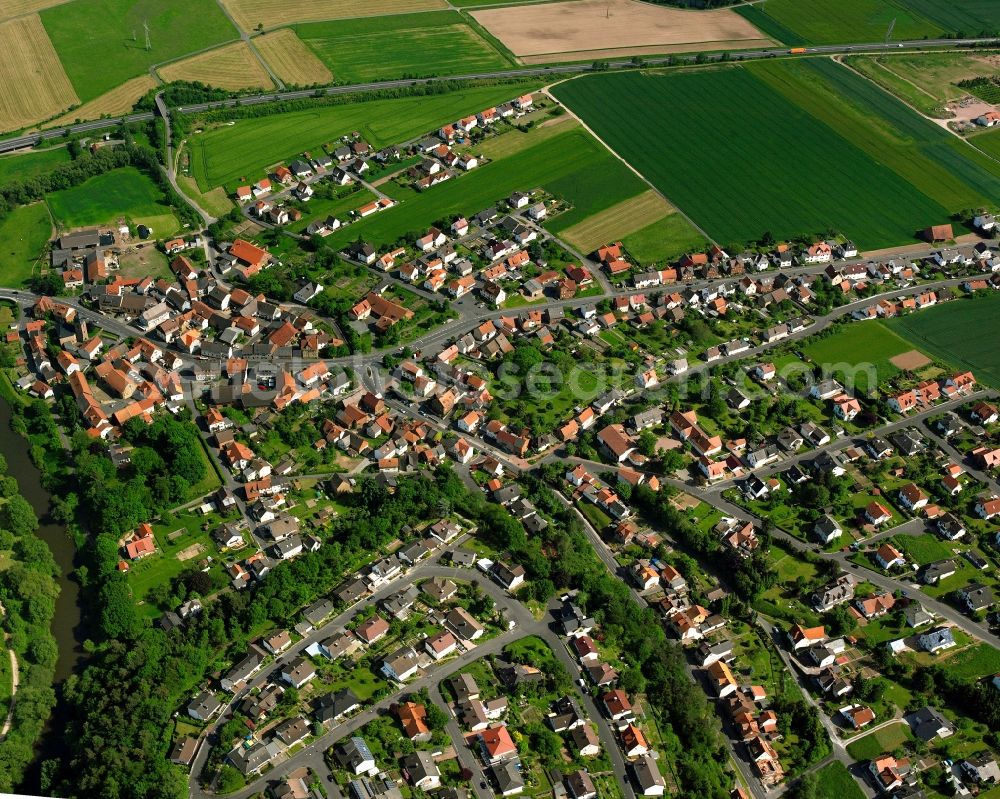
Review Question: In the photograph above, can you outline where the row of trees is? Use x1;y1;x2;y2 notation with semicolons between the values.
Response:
0;456;59;791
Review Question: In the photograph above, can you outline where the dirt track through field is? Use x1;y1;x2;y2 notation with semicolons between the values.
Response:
0;14;78;133
254;28;333;85
473;0;772;59
159;42;275;91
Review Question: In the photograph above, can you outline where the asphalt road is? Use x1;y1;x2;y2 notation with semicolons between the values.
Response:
0;37;995;154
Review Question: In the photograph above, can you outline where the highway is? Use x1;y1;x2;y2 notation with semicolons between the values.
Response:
0;37;995;154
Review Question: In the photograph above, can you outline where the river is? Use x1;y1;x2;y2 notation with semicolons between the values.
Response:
0;397;83;682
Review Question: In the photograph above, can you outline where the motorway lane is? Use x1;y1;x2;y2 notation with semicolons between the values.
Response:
0;38;995;153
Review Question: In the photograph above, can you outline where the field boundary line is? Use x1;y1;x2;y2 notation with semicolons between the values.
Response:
542;79;716;246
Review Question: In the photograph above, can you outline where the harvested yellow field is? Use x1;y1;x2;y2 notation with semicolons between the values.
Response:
0;15;78;133
0;0;69;22
254;29;332;86
219;0;447;30
473;0;772;61
159;42;275;91
50;75;156;127
560;190;673;253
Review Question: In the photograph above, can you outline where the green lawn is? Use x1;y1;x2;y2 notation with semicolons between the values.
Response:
325;125;645;249
188;83;539;190
0;148;71;187
0;203;53;289
944;642;1000;680
735;0;944;45
802;321;919;395
893;533;953;565
887;294;1000;387
41;0;238;102
293;12;514;84
621;212;708;266
846;721;913;761
812;761;866;799
46;166;180;236
552;60;1000;249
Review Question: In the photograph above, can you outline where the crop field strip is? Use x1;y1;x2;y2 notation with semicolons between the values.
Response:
253;28;332;86
552;60;1000;249
557;190;673;253
325;124;647;249
887;294;1000;388
0;14;79;133
188;83;540;190
472;0;773;61
158;42;275;91
49;75;157;128
292;12;514;84
0;0;69;21
218;0;448;31
40;0;238;103
736;0;943;45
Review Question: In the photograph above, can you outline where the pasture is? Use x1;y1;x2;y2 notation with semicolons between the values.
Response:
843;52;998;118
472;0;772;62
293;12;513;84
40;0;237;102
218;0;448;31
253;28;332;86
159;42;274;91
887;293;1000;387
801;322;919;395
50;75;156;127
0;147;70;186
0;203;53;289
621;212;708;265
188;83;538;190
557;190;672;253
325;124;645;248
552;62;1000;249
736;0;943;45
0;15;79;133
46;167;180;235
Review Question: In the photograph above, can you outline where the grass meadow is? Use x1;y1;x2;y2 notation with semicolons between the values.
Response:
812;761;866;799
46;166;180;235
621;212;709;265
293;12;514;84
189;83;538;190
41;0;237;102
552;60;1000;249
887;293;1000;387
0;203;52;288
802;322;919;395
0;147;70;186
324;124;646;249
736;0;943;45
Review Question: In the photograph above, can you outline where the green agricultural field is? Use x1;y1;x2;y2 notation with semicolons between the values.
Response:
813;761;866;799
736;0;943;45
293;12;514;84
899;0;1000;34
0;203;53;289
46;166;180;236
888;294;1000;387
324;125;645;249
553;60;1000;249
846;721;913;761
0;147;71;187
802;321;920;395
188;83;538;190
972;128;1000;160
621;212;708;265
41;0;238;103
